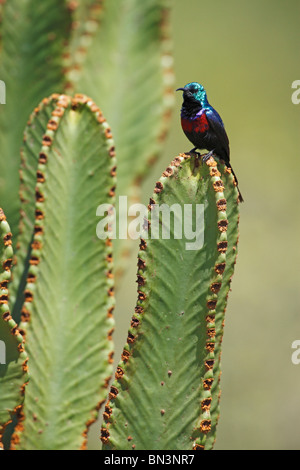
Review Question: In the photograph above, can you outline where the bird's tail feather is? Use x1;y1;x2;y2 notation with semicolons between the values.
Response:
228;164;244;203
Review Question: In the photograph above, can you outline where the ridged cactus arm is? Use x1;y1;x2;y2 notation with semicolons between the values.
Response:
0;209;28;449
0;0;72;233
71;0;174;272
204;161;240;450
101;153;240;450
65;0;103;85
10;95;62;317
0;2;3;43
71;0;173;195
12;95;116;450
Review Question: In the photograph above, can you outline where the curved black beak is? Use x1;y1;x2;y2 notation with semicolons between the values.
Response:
176;87;185;92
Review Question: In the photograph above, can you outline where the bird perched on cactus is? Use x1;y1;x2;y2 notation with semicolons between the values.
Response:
176;82;243;202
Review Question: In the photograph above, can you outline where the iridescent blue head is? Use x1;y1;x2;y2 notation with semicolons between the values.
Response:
176;82;208;107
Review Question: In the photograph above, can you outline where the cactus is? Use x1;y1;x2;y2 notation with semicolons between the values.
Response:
0;0;241;452
9;95;62;316
0;0;72;235
0;209;28;449
67;0;174;273
0;0;174;275
7;94;115;450
68;0;174;199
101;153;240;450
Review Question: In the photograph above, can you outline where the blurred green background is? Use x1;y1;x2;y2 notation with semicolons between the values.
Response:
88;0;300;450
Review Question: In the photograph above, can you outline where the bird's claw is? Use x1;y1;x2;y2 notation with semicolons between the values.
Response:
188;148;202;158
202;150;215;163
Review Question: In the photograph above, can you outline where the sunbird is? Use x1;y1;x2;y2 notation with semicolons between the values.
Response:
177;82;243;202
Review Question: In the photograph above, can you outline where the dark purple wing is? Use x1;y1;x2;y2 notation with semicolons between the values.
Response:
205;107;230;162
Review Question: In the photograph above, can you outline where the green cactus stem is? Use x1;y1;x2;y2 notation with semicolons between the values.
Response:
0;0;174;277
10;94;62;318
0;208;28;450
0;0;72;235
101;153;240;450
70;0;174;274
11;94;116;450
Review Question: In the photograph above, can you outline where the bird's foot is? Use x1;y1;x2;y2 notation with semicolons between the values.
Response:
202;150;215;163
188;147;202;157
